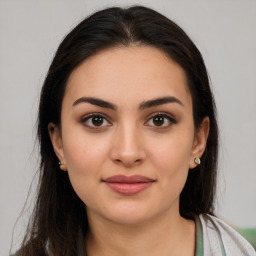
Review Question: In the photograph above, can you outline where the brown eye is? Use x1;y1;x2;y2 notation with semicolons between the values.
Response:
146;113;177;128
152;115;165;126
91;115;104;126
81;114;111;128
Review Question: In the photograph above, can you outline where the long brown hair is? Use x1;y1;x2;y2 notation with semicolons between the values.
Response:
19;6;218;256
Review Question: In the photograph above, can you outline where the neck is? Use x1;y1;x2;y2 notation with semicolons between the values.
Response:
85;209;195;256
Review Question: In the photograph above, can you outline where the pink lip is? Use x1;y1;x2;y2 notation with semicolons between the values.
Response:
103;175;155;195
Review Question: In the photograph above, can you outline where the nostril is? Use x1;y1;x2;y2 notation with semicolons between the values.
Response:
114;158;143;168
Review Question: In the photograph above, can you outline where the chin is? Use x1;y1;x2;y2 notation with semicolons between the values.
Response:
101;203;157;226
107;213;153;226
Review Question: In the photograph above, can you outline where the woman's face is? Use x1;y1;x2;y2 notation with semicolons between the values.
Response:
50;46;209;225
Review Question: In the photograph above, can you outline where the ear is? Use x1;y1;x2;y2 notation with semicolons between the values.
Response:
189;117;210;169
48;122;66;170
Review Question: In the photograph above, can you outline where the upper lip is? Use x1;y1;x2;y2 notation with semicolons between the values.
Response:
103;175;155;183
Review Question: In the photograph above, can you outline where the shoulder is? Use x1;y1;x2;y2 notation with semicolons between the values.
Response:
198;213;256;255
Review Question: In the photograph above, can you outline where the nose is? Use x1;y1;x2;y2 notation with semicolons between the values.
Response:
110;123;146;168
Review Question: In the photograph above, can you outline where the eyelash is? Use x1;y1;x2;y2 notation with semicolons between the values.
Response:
80;112;177;129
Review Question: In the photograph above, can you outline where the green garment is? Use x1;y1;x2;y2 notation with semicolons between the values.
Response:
195;214;255;255
195;216;226;256
11;215;256;255
235;227;256;250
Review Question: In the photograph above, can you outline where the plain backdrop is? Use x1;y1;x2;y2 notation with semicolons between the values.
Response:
0;0;255;255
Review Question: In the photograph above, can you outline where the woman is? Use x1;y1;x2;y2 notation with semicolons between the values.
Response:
13;5;255;256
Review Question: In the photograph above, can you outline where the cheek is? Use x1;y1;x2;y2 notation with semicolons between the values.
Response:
148;131;194;188
61;131;110;202
63;129;109;171
150;133;193;169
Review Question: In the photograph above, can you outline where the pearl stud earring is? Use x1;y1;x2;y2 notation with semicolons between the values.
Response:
58;161;67;171
194;157;201;165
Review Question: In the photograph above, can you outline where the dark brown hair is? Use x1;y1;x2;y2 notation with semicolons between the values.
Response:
19;5;218;256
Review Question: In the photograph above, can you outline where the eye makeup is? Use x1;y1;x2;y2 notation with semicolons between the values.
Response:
79;111;178;130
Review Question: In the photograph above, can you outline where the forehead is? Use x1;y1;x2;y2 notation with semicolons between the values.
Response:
65;46;191;108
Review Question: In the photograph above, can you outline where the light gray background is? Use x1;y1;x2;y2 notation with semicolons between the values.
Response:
1;0;255;255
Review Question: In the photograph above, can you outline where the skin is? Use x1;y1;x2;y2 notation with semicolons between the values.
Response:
49;46;209;256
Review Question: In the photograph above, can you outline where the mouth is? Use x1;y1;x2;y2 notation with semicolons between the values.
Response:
103;175;155;195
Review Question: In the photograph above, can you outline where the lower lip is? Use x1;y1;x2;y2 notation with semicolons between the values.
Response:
105;182;153;195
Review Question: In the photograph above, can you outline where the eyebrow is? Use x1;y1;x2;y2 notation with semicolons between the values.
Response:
72;96;183;110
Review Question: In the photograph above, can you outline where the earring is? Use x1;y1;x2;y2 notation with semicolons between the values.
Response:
58;161;67;171
194;157;201;165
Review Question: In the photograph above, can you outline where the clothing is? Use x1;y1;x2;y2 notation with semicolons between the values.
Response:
195;214;256;255
12;213;255;256
77;214;255;256
235;227;256;250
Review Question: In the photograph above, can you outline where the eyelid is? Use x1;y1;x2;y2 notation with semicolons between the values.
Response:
80;111;177;129
80;112;112;129
145;112;177;127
